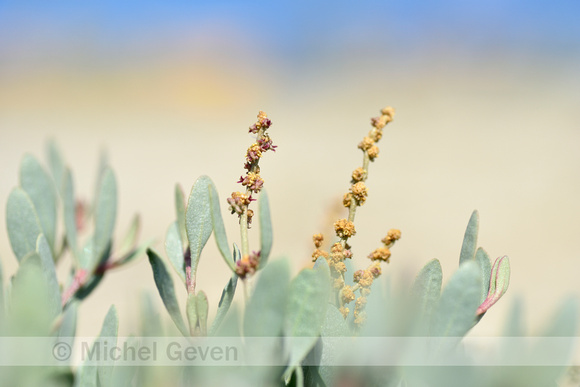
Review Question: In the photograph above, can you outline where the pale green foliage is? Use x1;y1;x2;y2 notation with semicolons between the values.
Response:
1;135;577;387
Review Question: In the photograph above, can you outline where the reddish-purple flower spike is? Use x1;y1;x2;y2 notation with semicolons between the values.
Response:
476;255;510;315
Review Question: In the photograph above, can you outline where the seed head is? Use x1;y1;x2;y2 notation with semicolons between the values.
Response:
343;193;353;208
227;192;251;215
358;271;374;287
350;182;368;204
245;143;262;164
341;285;356;304
334;262;347;274
312;248;329;261
368;246;391;262
369;262;382;278
238;172;264;193
358;136;374;151
351;167;366;182
367;145;379;161
381;106;395;119
334;218;356;238
313;233;324;248
381;229;402;245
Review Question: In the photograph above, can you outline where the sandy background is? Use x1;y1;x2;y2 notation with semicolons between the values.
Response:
1;2;579;347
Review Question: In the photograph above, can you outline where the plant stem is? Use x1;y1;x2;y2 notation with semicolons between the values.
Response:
240;211;250;257
60;269;88;307
242;278;249;304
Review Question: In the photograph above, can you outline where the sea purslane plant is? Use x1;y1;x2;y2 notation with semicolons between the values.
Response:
0;107;578;387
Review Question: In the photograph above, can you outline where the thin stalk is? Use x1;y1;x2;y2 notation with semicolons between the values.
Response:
238;126;265;258
240;211;250;257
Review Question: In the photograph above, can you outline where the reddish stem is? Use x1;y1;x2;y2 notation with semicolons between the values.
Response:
61;269;88;307
184;247;195;294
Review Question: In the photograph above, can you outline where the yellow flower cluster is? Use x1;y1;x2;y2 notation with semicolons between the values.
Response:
309;106;399;328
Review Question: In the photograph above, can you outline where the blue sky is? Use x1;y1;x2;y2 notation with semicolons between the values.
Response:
1;0;579;59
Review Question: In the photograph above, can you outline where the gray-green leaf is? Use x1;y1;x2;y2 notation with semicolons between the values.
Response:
19;154;58;252
58;301;79;342
258;189;273;269
208;180;234;271
209;245;239;336
431;260;481;339
93;167;117;270
459;210;479;265
62;168;79;263
97;305;119;387
284;259;331;372
8;254;55;335
175;183;187;246
6;188;43;262
244;258;290;337
185;176;213;277
475;247;492;303
116;214;140;259
186;292;198;336
147;249;188;336
196;291;209;336
165;221;185;282
36;234;61;318
411;259;443;326
46;139;66;193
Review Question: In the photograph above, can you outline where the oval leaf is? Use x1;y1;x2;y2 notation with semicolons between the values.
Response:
459;210;479;265
284;259;331;370
19;154;58;252
186;293;198;336
196;291;209;336
209;246;239;336
62;169;79;263
58;301;79;341
208;181;234;271
431;260;481;338
185;176;213;276
46;140;66;193
175;183;187;245
411;258;443;325
8;254;55;335
147;249;188;336
6;188;43;262
116;214;140;259
258;189;273;269
165;222;186;282
244;258;290;337
475;247;492;303
36;234;61;318
476;255;510;315
97;305;119;387
93;168;117;270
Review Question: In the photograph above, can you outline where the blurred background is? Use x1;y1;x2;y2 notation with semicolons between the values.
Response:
1;0;579;342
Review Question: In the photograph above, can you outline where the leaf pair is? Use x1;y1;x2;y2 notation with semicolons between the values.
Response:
186;291;209;336
459;210;510;314
411;210;510;342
